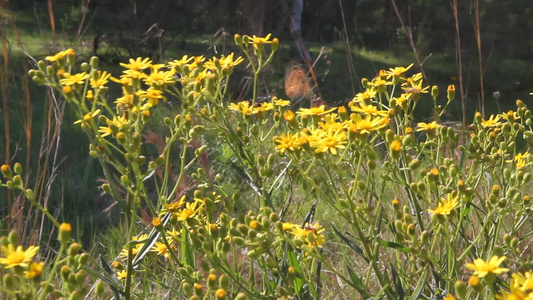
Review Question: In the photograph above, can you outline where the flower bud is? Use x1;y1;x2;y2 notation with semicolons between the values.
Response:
215;288;227;300
447;85;455;102
455;280;467;299
59;223;72;243
431;85;439;100
234;34;243;46
90;56;99;69
1;164;12;179
8;231;20;245
207;273;217;290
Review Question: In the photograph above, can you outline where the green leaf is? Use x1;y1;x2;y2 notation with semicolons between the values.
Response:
82;265;123;298
181;228;195;269
287;250;303;294
378;240;411;253
409;268;428;300
390;263;405;299
347;266;372;298
332;225;369;263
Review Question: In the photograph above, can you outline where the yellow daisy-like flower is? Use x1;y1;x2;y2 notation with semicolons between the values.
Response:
309;129;347;155
501;110;520;122
296;105;336;117
466;256;509;278
24;262;45;279
136;87;167;107
349;102;389;117
427;194;459;215
416;121;439;132
290;223;325;248
117;270;134;280
481;114;502;128
90;71;112;89
188;56;206;71
110;75;133;86
402;79;429;100
60;72;90;86
281;222;296;231
175;199;204;221
119;234;148;258
144;68;176;86
45;48;75;62
393;94;410;107
0;244;40;268
249;34;273;50
352;89;377;103
272;97;291;107
350;114;389;135
386;64;414;79
120;57;152;71
274;132;300;155
228;101;257;115
369;77;393;92
390;139;402;152
160;195;187;215
511;271;533;292
74;109;101;125
204;53;244;71
169;55;193;69
151;241;173;258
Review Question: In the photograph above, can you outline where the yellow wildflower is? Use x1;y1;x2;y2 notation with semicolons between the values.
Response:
352;89;377;103
290;223;325;248
120;57;152;71
427;194;459;215
481;114;502;128
90;71;112;89
24;262;45;279
274;133;300;155
386;64;413;80
309;129;347;155
0;244;39;268
60;72;89;86
249;34;273;50
350;102;389;117
349;114;389;134
417;121;439;132
45;48;75;62
296;105;335;117
144;68;176;86
466;256;509;278
74;109;101;125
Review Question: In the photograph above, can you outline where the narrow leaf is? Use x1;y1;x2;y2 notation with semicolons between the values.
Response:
287;250;303;294
332;225;369;263
378;240;411;253
390;263;405;299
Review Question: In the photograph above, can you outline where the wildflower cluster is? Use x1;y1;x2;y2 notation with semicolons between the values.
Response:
1;33;529;299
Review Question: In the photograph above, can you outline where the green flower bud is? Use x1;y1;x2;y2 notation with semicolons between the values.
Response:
90;56;99;68
385;129;395;143
8;231;20;245
247;249;260;259
431;85;439;100
455;280;467;299
95;281;105;297
493;246;504;257
3;273;14;289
